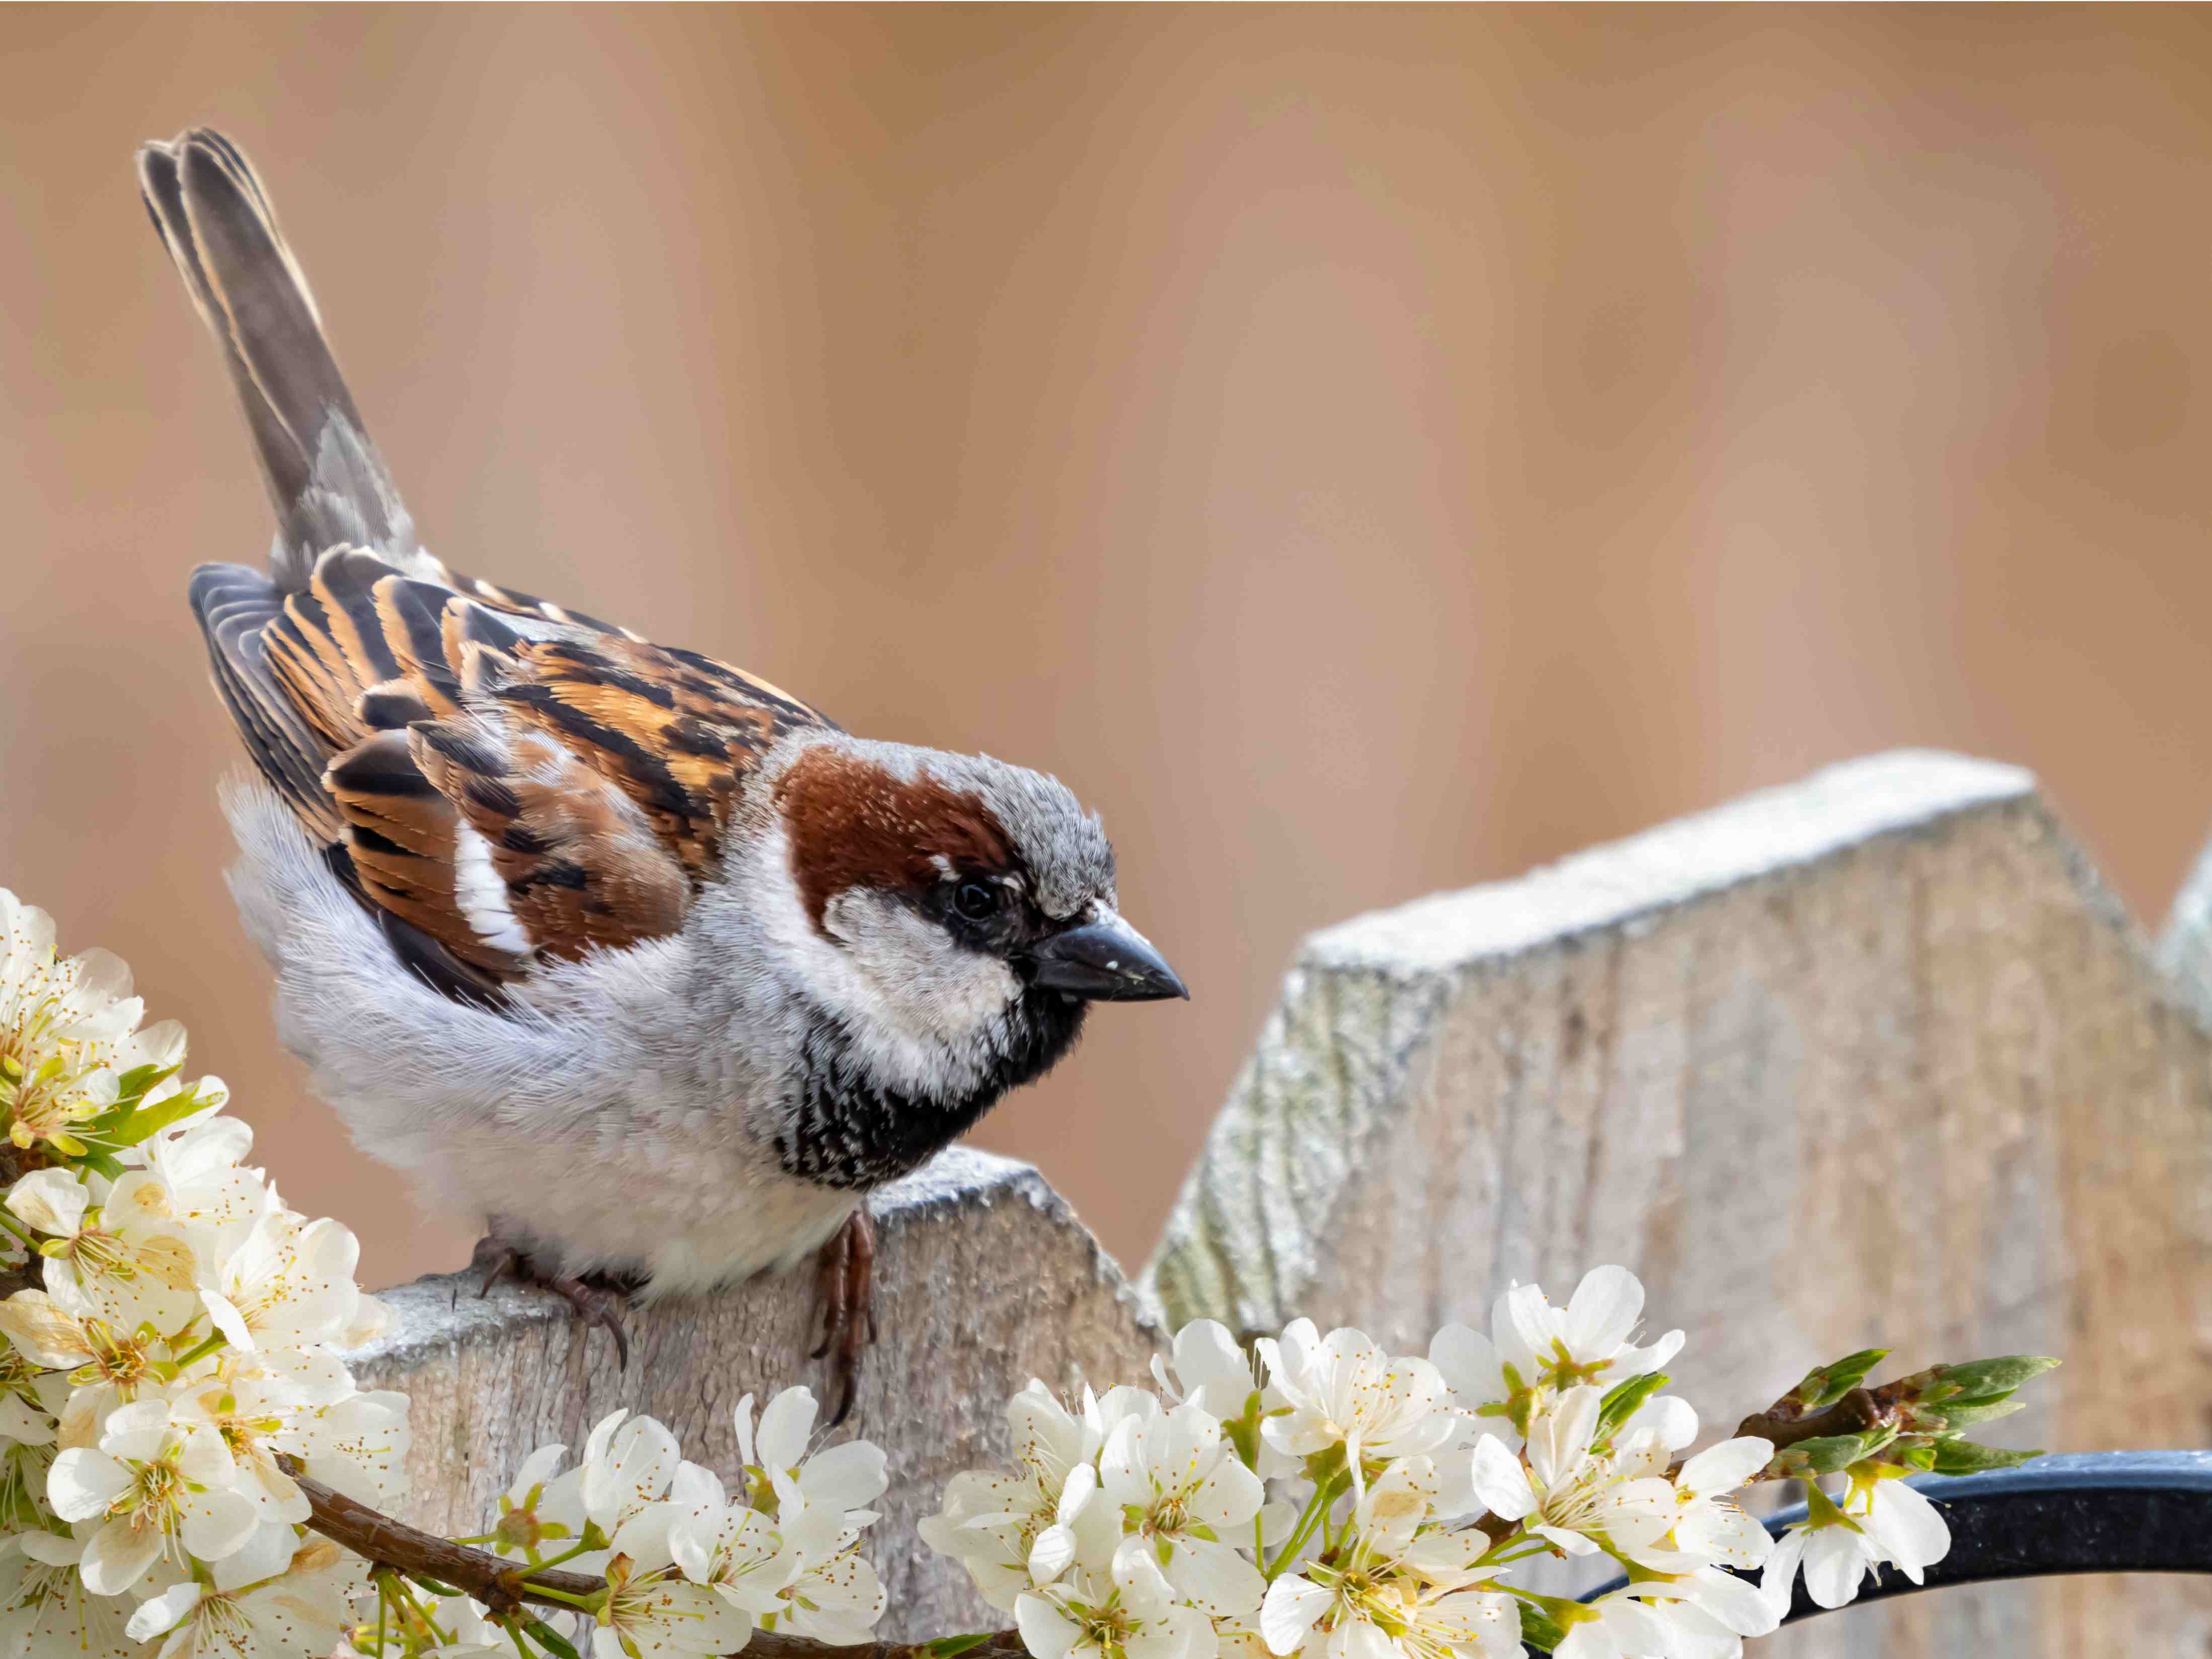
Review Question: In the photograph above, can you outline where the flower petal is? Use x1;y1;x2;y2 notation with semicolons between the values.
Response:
1563;1266;1643;1356
1016;1594;1082;1659
757;1387;818;1470
1679;1436;1772;1497
799;1440;888;1511
1259;1573;1332;1656
47;1446;131;1521
1467;1434;1534;1521
125;1580;203;1642
81;1514;164;1595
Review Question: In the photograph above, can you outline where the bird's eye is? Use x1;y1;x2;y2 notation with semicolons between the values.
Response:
953;880;1002;921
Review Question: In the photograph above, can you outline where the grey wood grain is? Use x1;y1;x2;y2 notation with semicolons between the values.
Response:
346;1146;1160;1639
1143;749;2212;1659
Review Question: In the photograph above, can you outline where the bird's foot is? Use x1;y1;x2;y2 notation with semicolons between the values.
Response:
811;1209;878;1426
465;1234;633;1371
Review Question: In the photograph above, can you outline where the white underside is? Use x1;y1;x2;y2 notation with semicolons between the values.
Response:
221;781;863;1290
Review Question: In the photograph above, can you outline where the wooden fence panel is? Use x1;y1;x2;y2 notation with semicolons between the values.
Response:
1143;749;2212;1659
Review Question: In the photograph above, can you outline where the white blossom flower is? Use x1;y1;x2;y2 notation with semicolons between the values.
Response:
1431;1269;1683;1448
1851;1472;1949;1583
1553;1589;1698;1659
107;1118;269;1263
1464;1388;1674;1559
0;1291;109;1374
1151;1321;1264;1421
1256;1325;1456;1485
1258;1463;1517;1659
921;1381;1117;1610
47;1399;259;1593
0;1529;133;1659
489;1443;592;1567
770;1535;887;1645
1265;1468;1521;1659
736;1386;890;1521
124;1534;355;1658
0;893;185;1158
1760;1467;1950;1614
1654;1437;1775;1572
1099;1397;1266;1617
1760;1516;1875;1614
1512;1268;1685;1389
580;1410;680;1535
1017;1535;1215;1659
167;1371;320;1524
594;1550;754;1659
1556;1562;1776;1658
5;1169;202;1335
666;1476;798;1640
292;1386;411;1509
198;1207;360;1353
0;906;1994;1659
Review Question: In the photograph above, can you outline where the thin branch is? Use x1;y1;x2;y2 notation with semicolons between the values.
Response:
1734;1380;1900;1454
283;1457;599;1616
282;1456;1022;1659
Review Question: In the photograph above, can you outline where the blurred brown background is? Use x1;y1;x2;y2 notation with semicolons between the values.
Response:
4;5;2210;1289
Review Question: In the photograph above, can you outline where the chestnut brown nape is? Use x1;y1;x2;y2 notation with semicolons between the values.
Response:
774;747;1018;931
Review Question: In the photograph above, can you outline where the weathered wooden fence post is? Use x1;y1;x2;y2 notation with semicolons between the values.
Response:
344;1147;1160;1638
348;749;2211;1657
1143;748;2212;1659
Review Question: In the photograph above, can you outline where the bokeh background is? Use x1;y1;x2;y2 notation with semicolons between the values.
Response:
5;5;2211;1289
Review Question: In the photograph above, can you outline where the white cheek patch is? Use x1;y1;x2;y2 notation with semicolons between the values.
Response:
735;824;1020;1092
822;890;1023;1043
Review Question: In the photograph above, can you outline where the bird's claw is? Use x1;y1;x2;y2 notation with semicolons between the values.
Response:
469;1236;521;1301
462;1233;632;1370
548;1276;632;1372
812;1210;877;1426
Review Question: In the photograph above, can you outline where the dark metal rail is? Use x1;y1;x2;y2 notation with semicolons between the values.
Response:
1573;1450;2212;1629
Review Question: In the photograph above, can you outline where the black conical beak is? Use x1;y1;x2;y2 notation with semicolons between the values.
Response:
1026;911;1189;1002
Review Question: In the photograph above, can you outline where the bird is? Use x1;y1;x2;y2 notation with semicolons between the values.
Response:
136;128;1188;1415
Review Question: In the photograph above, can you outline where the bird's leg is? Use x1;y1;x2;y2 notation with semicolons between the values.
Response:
465;1231;633;1371
810;1208;877;1426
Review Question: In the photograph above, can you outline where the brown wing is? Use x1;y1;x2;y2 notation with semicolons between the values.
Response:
190;544;838;998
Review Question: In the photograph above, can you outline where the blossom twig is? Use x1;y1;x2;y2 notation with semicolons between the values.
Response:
284;1456;598;1615
1733;1385;1886;1453
286;1455;1023;1659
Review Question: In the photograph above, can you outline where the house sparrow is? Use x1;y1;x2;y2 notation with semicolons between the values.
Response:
137;129;1186;1412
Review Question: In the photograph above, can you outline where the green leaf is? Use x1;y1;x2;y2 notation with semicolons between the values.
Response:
1928;1439;2044;1475
1791;1430;1893;1474
1804;1349;1889;1409
104;1083;215;1150
924;1637;1002;1659
79;1063;183;1139
1597;1371;1669;1436
1932;1357;2059;1399
110;1061;180;1103
1516;1602;1567;1654
1926;1395;2026;1430
523;1620;583;1659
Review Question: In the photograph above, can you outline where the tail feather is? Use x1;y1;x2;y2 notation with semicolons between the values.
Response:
139;129;420;585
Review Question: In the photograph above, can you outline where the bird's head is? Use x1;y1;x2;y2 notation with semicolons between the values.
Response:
737;735;1185;1118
